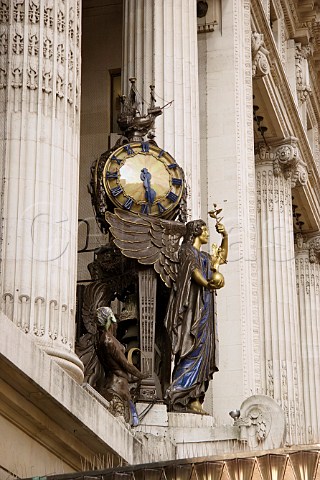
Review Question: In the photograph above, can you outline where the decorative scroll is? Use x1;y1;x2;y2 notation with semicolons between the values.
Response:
252;31;270;77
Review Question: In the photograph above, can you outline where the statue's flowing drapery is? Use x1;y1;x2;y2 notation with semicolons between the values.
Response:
165;244;219;410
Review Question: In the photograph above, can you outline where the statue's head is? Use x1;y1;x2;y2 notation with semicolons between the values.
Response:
183;219;206;244
96;306;117;331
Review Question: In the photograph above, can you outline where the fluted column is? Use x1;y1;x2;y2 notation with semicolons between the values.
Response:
256;139;307;443
0;0;83;382
122;0;200;219
295;234;320;442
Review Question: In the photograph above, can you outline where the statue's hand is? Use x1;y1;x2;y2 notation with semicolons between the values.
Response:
216;223;227;237
208;272;225;290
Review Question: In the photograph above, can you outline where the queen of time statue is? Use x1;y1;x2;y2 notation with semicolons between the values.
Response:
104;205;228;414
83;80;228;417
164;210;228;414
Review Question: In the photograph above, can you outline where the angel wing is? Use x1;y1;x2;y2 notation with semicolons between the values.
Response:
105;209;186;288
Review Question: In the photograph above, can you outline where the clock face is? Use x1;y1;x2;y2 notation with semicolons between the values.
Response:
103;142;184;216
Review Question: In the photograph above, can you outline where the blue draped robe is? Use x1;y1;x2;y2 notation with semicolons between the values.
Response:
164;244;219;411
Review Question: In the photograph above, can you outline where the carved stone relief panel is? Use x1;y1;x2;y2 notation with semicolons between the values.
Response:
295;43;312;104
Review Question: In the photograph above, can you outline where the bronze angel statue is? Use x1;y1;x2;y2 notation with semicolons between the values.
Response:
105;206;228;415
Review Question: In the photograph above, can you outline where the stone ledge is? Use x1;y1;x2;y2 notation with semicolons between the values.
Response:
0;313;144;469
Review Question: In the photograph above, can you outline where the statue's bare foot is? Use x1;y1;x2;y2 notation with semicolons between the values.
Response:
188;400;209;415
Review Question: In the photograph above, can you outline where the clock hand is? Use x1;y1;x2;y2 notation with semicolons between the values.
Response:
140;168;157;204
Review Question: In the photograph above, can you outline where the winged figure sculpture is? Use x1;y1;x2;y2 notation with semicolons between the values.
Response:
106;207;228;415
105;208;186;289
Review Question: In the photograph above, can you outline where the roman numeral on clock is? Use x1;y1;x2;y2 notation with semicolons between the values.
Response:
124;145;134;155
111;186;123;197
141;204;150;214
172;178;182;186
157;202;166;213
167;191;178;202
106;171;118;179
141;142;149;153
123;197;134;210
111;155;121;165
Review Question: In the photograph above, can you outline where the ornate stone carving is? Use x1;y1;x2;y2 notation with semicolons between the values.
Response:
42;63;52;94
57;44;65;64
13;0;25;23
43;36;52;59
57;2;66;33
0;66;6;89
12;64;22;89
29;0;40;24
252;31;270;77
0;31;8;55
0;0;9;24
233;395;286;450
44;0;53;27
34;296;45;337
257;139;308;187
18;294;31;333
69;6;74;39
295;44;312;104
295;233;320;264
28;32;39;56
56;68;64;99
27;59;38;90
13;31;24;55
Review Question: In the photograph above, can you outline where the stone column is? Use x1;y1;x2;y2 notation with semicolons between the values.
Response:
255;139;307;443
122;0;201;220
295;234;320;442
0;0;83;382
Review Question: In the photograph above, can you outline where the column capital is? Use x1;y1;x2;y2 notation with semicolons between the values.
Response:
255;138;308;187
295;233;320;263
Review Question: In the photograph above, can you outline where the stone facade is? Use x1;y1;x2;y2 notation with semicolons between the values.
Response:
2;0;320;477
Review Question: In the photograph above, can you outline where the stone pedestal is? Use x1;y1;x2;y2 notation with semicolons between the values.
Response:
295;235;320;442
0;0;83;382
255;140;307;443
122;0;201;219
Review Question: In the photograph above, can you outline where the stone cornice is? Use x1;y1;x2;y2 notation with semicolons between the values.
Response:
251;0;320;228
279;0;298;37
